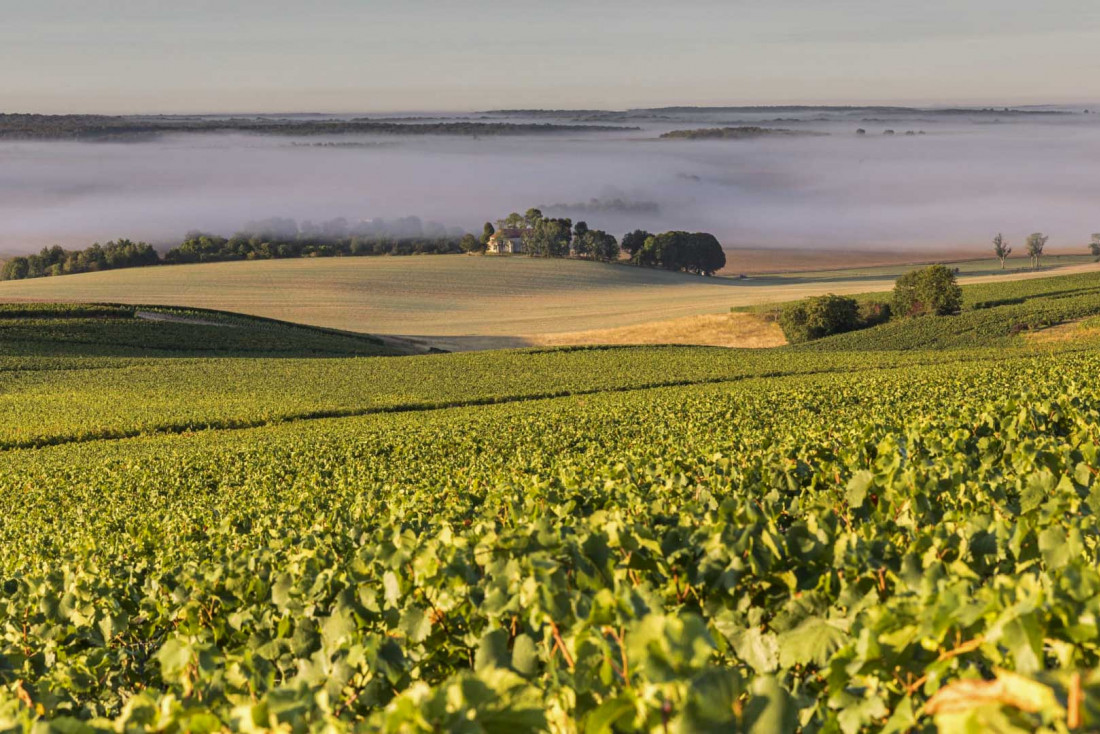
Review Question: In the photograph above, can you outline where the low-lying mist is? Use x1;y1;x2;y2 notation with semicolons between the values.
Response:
2;108;1099;255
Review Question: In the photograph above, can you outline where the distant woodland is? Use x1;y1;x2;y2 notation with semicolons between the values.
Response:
660;126;825;140
1;212;728;281
0;114;635;141
0;218;466;280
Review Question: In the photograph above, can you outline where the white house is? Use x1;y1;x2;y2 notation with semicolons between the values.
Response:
486;228;527;254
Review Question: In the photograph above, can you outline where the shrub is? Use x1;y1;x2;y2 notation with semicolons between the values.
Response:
893;265;962;317
779;294;860;344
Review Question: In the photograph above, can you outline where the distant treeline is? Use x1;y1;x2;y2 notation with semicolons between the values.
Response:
0;217;466;281
0;114;635;141
489;105;1072;116
1;213;729;281
660;126;824;140
1;240;159;280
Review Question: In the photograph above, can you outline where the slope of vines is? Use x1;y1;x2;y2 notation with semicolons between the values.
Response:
3;351;1100;731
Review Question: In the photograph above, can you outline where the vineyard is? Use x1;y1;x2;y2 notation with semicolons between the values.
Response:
0;303;396;359
4;272;1100;731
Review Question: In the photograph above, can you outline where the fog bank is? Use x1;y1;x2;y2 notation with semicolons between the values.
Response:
2;107;1099;254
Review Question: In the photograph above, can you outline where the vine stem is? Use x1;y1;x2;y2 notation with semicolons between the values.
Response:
905;635;985;694
549;620;575;670
1068;672;1082;729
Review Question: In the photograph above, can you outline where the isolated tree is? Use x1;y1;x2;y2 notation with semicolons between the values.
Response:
893;265;963;317
480;222;495;246
1026;232;1048;269
992;233;1012;269
1090;233;1100;257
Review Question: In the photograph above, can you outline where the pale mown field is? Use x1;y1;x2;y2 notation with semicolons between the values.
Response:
2;255;1097;350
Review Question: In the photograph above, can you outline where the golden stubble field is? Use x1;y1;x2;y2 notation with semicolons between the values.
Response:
2;254;1097;350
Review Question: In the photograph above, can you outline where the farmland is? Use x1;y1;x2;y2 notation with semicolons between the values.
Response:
2;268;1100;730
1;255;1098;351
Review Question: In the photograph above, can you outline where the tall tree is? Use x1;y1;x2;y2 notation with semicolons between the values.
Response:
1090;233;1100;257
992;233;1012;269
1026;232;1048;269
480;222;495;246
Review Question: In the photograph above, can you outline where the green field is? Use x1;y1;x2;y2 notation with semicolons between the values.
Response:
5;270;1100;731
2;255;1097;350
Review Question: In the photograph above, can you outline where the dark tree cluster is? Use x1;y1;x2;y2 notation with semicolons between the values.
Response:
632;231;727;275
1;240;158;281
660;126;819;140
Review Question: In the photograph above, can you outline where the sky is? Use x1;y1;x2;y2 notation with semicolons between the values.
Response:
1;0;1099;113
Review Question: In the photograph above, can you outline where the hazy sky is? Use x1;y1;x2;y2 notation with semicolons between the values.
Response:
2;0;1099;113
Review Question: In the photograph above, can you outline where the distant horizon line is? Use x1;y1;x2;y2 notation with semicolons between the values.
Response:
3;102;1098;118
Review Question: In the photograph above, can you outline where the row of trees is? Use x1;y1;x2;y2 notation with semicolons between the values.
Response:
780;265;962;343
0;220;469;281
993;232;1100;269
471;209;727;276
0;240;158;281
164;232;462;265
992;232;1049;269
1;210;729;281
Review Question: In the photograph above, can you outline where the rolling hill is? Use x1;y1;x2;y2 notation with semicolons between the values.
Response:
3;255;1098;350
7;271;1100;729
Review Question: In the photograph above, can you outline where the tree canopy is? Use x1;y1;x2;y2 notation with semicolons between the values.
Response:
1;240;158;281
893;265;963;317
779;294;861;344
1026;232;1048;268
634;232;726;275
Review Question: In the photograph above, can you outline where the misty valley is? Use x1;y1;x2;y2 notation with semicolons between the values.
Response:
2;105;1097;258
